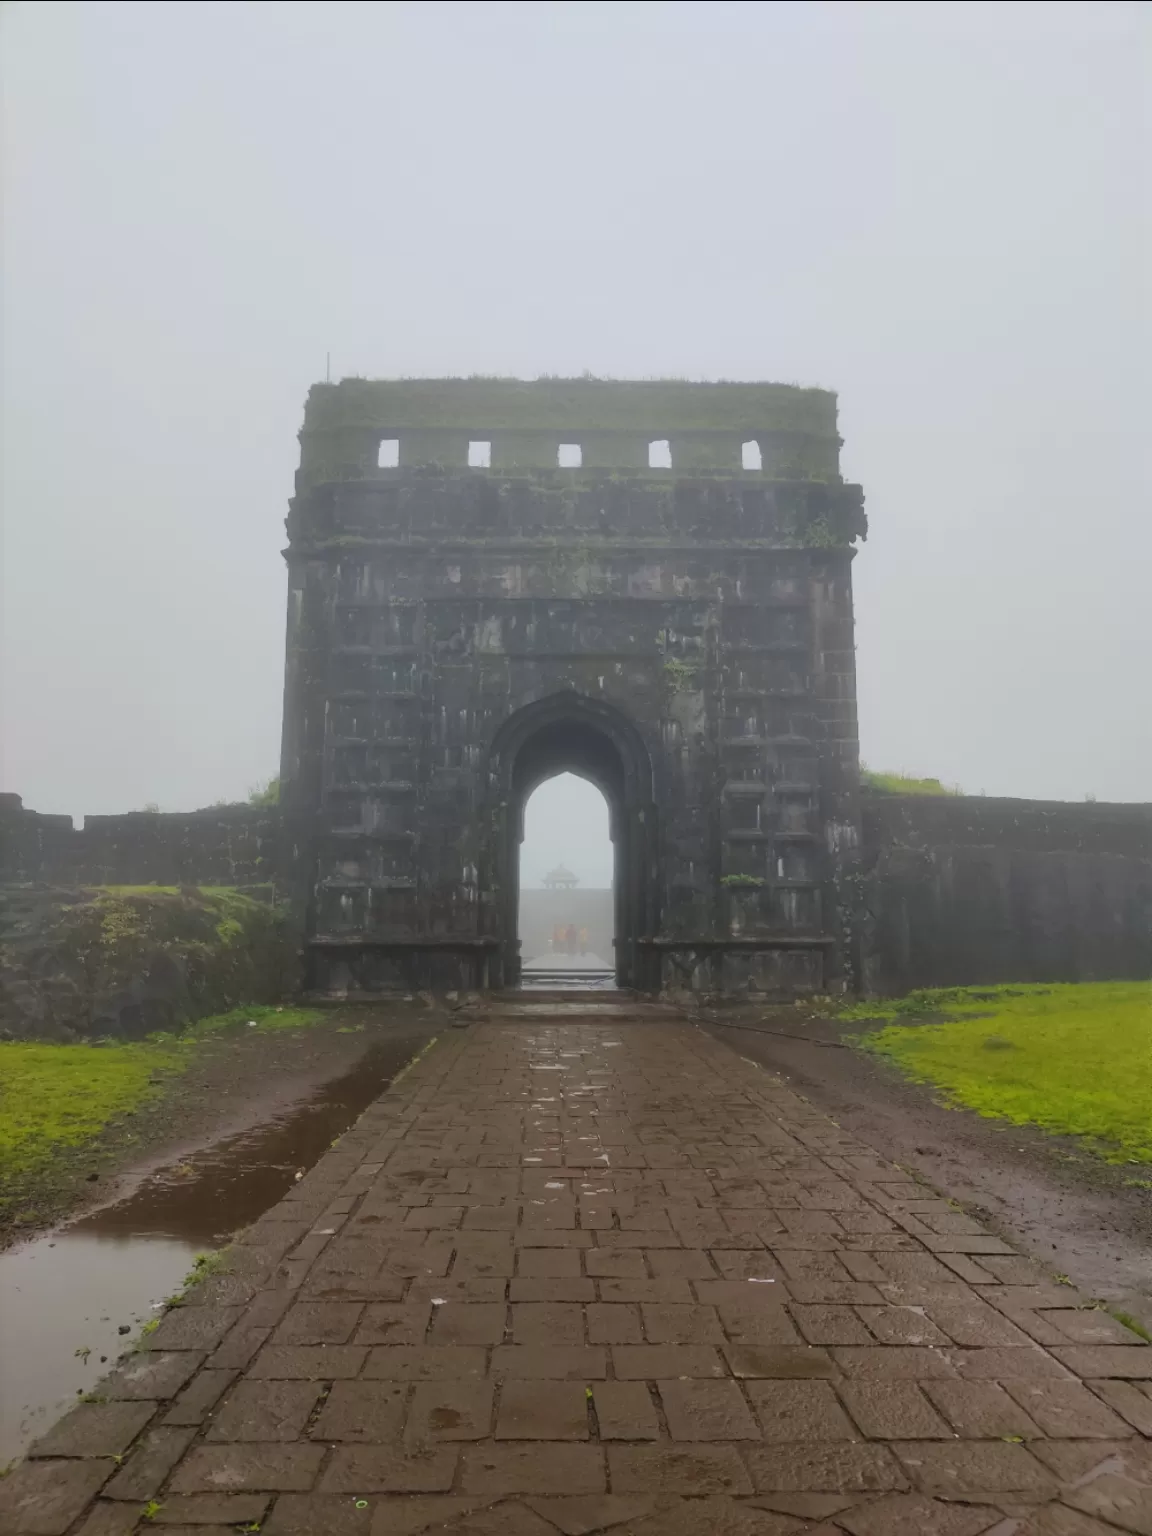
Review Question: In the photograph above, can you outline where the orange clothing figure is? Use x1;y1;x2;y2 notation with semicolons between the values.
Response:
579;927;589;955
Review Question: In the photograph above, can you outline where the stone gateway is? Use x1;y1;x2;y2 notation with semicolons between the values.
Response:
3;377;1148;1006
278;378;868;997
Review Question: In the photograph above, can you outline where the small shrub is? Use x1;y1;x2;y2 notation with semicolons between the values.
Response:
248;777;280;807
861;765;961;796
663;658;700;693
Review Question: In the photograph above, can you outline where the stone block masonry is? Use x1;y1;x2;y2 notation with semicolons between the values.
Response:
5;1007;1148;1535
5;782;1148;1003
0;793;277;889
861;792;1152;993
281;377;869;997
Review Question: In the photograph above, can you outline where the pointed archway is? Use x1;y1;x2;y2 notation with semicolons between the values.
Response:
519;774;613;978
483;692;659;990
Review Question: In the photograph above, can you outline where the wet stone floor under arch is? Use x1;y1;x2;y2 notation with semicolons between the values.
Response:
3;1004;1150;1535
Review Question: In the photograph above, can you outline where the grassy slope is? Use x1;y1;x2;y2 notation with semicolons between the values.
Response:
0;1006;322;1206
852;982;1152;1164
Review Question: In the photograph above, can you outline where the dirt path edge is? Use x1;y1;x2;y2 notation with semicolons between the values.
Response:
702;1010;1152;1330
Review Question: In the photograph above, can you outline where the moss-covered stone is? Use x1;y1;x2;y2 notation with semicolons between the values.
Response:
0;885;293;1041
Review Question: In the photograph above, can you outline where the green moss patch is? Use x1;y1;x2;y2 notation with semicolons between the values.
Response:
93;885;277;951
0;885;294;1043
852;982;1152;1163
184;1004;324;1036
861;767;961;795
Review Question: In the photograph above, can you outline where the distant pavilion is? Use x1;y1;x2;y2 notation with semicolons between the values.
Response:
542;864;579;891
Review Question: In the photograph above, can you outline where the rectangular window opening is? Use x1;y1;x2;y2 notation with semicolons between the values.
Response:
377;438;399;468
558;443;582;468
742;440;762;471
468;440;491;468
648;439;671;469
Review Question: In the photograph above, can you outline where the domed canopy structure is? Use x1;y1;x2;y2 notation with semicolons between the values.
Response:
542;864;580;891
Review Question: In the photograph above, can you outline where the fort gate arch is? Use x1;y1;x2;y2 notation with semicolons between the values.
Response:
488;690;657;990
278;377;867;997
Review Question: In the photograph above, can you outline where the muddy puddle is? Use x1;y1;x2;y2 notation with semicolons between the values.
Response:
0;1030;429;1463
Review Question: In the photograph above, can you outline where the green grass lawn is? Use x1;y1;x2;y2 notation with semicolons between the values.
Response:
0;1005;323;1194
0;1039;182;1182
853;982;1152;1163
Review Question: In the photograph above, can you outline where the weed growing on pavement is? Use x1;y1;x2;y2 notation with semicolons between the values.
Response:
1110;1310;1152;1344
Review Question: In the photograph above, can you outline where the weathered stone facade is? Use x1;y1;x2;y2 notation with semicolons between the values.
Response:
279;379;868;996
6;789;1148;1000
0;793;277;889
860;792;1152;994
6;379;1147;1000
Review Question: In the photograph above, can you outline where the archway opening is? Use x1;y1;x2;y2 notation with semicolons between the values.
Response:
518;772;614;986
487;695;657;992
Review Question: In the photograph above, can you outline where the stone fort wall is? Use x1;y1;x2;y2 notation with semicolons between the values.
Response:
4;788;1147;994
5;379;1147;997
518;889;615;966
0;793;277;889
859;792;1152;994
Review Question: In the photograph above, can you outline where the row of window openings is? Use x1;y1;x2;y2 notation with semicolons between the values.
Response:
377;440;765;470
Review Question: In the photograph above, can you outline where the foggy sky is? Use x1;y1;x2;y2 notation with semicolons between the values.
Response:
3;1;1149;846
521;774;612;889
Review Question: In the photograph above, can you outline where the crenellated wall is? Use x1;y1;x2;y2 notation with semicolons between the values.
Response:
0;793;279;890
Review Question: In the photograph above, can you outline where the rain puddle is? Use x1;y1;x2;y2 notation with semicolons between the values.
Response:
0;1029;429;1463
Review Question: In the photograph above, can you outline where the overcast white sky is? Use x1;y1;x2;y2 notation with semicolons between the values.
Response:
2;0;1149;848
522;774;612;889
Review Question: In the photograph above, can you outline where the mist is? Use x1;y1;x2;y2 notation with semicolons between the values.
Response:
2;0;1148;839
521;775;614;891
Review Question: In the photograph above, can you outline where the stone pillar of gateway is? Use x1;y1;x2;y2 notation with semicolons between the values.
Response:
277;377;868;998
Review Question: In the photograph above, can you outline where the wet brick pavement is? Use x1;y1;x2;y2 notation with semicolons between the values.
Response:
3;1009;1150;1535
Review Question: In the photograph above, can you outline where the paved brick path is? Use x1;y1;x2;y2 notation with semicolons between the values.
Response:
4;1010;1151;1535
